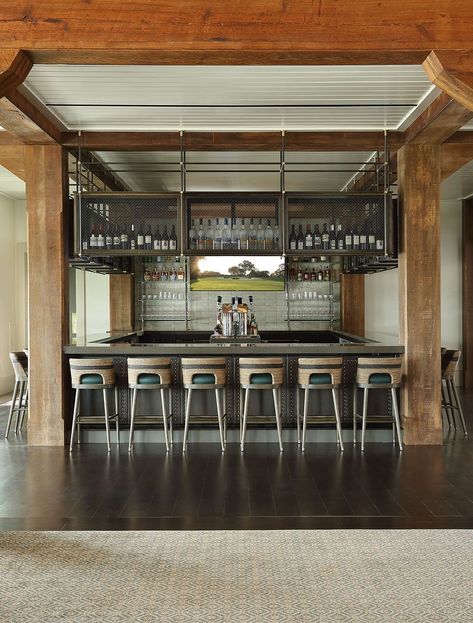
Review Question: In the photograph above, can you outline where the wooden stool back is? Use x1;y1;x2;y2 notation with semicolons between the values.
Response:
356;357;402;386
9;352;28;383
127;357;172;386
69;358;115;387
181;357;227;386
298;357;343;386
239;357;284;386
442;350;461;381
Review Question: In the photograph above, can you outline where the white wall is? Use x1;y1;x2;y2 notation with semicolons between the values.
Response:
365;198;463;349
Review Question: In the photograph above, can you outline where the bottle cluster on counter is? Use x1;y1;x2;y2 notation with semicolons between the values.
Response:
84;222;178;252
188;217;280;251
288;218;383;252
213;295;259;338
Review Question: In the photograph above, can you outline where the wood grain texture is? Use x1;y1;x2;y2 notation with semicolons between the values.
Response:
424;51;473;113
0;89;62;144
0;2;472;54
109;274;134;332
0;144;25;180
0;50;32;98
398;143;442;445
340;274;365;337
441;143;473;181
26;145;68;445
463;199;473;388
356;357;402;385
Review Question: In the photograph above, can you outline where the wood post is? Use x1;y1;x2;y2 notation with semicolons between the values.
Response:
26;145;68;445
109;274;134;332
398;144;442;445
463;198;473;388
340;273;365;336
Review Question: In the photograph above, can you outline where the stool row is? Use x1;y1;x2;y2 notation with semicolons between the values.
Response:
69;355;404;453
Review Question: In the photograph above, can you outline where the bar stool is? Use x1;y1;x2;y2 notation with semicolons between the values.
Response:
69;358;119;452
239;357;284;453
296;357;344;452
441;350;467;436
181;358;227;453
353;357;403;452
127;357;173;452
5;352;29;438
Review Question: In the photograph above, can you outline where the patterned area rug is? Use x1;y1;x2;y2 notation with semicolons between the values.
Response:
1;530;472;622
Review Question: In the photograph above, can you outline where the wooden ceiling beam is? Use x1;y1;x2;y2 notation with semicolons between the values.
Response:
0;144;25;180
0;50;32;99
0;88;63;144
424;51;473;112
441;143;473;181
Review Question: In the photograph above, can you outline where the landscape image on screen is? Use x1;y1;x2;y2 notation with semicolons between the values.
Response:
190;256;285;291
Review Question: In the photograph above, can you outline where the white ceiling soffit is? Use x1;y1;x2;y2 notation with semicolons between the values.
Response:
0;165;26;200
24;65;433;131
441;160;473;201
93;150;374;193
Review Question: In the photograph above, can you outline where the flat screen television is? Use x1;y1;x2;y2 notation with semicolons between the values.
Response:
190;256;285;291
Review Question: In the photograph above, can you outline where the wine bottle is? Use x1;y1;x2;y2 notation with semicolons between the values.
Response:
345;225;353;251
137;223;145;250
105;223;113;250
337;224;344;250
153;225;161;251
97;224;105;249
89;225;97;249
329;223;336;250
313;224;321;250
265;219;274;250
206;219;214;250
214;218;222;250
289;224;297;251
161;224;169;251
231;218;239;250
321;223;329;250
360;222;367;251
273;221;280;249
120;225;128;250
222;218;231;249
297;225;304;251
249;218;257;250
130;224;136;250
113;224;121;249
188;218;196;250
197;219;205;250
257;218;265;250
169;224;177;251
145;224;152;251
305;224;313;250
240;218;249;250
353;224;360;251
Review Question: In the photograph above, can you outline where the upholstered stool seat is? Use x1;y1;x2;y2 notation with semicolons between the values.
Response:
127;358;173;453
69;358;119;453
239;358;284;453
181;358;227;453
297;358;344;452
353;357;403;451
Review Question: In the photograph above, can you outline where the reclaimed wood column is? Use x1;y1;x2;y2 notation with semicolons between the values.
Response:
463;198;473;388
110;274;134;332
398;144;442;445
340;273;365;336
26;145;68;445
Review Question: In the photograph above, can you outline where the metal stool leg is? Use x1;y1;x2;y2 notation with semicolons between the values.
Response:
128;388;137;453
14;381;25;433
5;381;19;438
445;380;457;430
302;387;309;452
296;386;301;445
77;394;81;444
222;388;227;444
361;388;369;452
239;387;244;439
168;387;174;445
451;382;468;436
103;388;111;453
391;387;403;451
115;386;120;446
332;387;344;452
240;388;250;452
69;388;80;452
272;388;283;453
215;388;225;453
353;385;358;444
183;387;192;453
161;388;170;452
441;381;453;428
18;384;28;432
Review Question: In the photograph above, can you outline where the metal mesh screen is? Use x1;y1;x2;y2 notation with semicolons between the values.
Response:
76;193;180;255
286;193;389;255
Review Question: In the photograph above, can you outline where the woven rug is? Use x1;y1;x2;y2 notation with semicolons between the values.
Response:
1;530;472;622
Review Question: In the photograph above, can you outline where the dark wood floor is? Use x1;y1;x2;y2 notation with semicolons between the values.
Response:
1;391;473;530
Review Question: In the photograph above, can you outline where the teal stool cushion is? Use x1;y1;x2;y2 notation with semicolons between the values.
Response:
368;373;392;384
137;373;161;385
192;373;216;384
309;373;332;385
250;373;273;384
80;374;103;384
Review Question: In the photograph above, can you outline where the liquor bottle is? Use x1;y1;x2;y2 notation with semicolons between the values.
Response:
265;219;274;250
289;224;297;251
89;225;97;249
214;218;222;250
321;223;329;250
297;225;305;251
169;224;177;251
120;224;128;250
153;225;161;251
352;224;360;251
145;225;152;251
240;218;249;250
197;219;205;250
137;223;145;250
177;264;185;280
289;265;297;281
317;268;324;281
248;296;258;336
130;224;136;250
360;224;367;251
257;218;265;250
273;221;280;249
105;223;113;250
214;295;223;336
97;224;105;249
161;224;169;251
311;268;317;281
329;223;337;250
297;267;303;281
376;231;384;251
222;218;231;249
113;224;121;249
345;225;353;251
206;219;214;250
249;218;257;250
336;224;344;250
305;224;313;250
231;218;239;250
313;224;321;250
324;266;330;281
188;219;197;250
303;268;310;281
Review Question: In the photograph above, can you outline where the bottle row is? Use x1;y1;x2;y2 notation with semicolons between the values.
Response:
188;218;280;251
288;221;383;252
84;222;178;252
289;265;331;282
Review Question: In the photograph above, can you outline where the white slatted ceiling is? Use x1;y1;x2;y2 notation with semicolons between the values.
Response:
24;65;434;131
441;160;473;200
